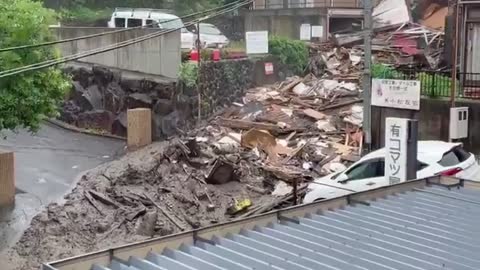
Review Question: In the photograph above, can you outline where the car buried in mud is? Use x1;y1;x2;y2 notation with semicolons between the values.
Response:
304;141;480;203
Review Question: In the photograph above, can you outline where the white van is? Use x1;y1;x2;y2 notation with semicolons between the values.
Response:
107;8;185;29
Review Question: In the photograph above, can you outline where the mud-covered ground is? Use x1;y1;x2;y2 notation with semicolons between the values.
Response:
1;138;276;270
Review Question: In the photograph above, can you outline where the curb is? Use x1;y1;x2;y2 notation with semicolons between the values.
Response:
46;119;126;141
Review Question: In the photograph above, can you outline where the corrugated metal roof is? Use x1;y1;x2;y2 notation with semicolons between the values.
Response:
44;178;480;270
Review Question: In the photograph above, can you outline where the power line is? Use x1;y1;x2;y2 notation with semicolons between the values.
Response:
0;0;248;53
0;0;253;78
0;0;251;76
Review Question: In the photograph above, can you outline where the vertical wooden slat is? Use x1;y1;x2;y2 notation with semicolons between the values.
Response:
0;151;15;207
127;108;152;150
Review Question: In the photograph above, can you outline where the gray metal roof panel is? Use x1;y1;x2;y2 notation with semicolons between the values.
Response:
44;180;480;270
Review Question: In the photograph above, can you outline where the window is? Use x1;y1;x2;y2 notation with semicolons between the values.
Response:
127;18;143;28
114;18;126;28
345;159;385;181
439;146;472;167
343;159;429;181
417;161;428;171
145;19;159;28
199;24;221;35
158;18;184;29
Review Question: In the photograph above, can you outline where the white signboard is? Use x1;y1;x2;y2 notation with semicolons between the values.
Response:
311;25;324;38
385;117;408;185
246;31;269;55
300;24;311;40
372;79;421;110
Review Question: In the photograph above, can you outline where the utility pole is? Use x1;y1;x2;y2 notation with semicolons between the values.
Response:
196;22;202;122
363;0;373;152
450;0;459;108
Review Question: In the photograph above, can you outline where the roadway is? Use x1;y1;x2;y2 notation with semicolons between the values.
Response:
0;122;125;251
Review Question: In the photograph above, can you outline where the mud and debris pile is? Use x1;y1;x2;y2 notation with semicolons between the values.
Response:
5;72;364;269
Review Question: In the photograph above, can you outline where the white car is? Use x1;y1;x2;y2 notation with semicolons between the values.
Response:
304;141;480;203
181;23;229;49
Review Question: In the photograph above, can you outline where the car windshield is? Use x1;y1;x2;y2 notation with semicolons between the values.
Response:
199;25;221;35
438;146;471;167
335;159;429;181
158;18;184;29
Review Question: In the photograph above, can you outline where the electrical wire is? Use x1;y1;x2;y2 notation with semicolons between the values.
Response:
0;0;252;78
0;0;249;53
0;1;249;77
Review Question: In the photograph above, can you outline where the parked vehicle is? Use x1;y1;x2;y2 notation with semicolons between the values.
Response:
180;23;229;50
107;8;184;29
303;141;480;203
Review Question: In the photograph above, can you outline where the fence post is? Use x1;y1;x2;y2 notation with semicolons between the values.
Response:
0;151;15;208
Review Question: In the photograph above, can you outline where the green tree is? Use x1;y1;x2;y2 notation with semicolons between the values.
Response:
0;0;70;131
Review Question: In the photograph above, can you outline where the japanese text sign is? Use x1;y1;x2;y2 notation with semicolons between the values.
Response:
385;117;408;185
246;31;269;55
372;79;421;110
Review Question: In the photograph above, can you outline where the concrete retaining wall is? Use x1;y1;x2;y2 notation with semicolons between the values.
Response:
51;27;181;78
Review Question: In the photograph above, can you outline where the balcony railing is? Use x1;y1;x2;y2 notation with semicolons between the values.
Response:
252;0;363;9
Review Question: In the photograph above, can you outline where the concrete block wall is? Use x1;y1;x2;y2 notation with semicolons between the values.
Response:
51;27;181;79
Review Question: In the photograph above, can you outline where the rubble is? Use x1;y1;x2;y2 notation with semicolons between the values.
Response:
320;0;447;70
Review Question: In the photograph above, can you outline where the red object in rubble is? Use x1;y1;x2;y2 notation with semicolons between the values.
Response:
190;50;199;61
212;49;221;62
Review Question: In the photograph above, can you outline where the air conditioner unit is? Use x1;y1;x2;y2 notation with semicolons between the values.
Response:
449;107;469;140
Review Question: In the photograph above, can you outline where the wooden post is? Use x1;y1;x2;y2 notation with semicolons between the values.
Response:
293;178;298;206
0;151;15;208
196;21;202;123
127;108;152;150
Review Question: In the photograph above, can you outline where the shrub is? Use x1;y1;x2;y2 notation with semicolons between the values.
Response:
268;36;308;75
178;62;199;88
0;0;71;131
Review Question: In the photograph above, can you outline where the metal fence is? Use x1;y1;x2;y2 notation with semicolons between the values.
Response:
252;0;363;9
374;68;480;99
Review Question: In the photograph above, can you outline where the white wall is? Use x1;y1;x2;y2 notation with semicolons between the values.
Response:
52;27;181;78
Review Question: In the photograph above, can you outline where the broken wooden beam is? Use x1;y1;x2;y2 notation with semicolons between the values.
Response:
88;190;120;208
216;118;304;133
318;99;363;111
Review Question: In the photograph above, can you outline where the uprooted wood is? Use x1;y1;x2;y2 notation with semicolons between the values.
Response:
84;191;104;215
239;185;308;218
88;190;120;208
216;118;303;134
145;193;186;231
278;77;302;92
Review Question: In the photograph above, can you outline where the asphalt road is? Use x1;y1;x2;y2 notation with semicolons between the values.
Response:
0;122;125;251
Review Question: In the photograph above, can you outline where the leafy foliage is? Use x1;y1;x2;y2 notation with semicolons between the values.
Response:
371;64;403;79
268;36;308;75
60;7;112;24
0;0;71;131
178;62;199;88
44;0;231;22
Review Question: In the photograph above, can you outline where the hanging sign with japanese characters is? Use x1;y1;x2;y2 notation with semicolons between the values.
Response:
246;31;269;55
385;117;408;185
372;79;421;110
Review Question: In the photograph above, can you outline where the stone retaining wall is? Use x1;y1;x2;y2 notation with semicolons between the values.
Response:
60;59;258;140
